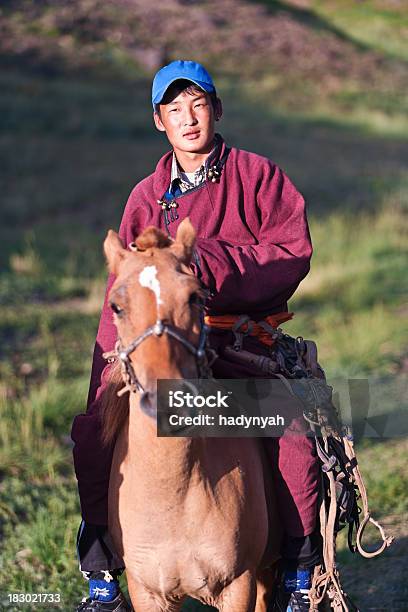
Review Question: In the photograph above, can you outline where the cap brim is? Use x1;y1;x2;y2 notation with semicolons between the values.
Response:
152;77;215;107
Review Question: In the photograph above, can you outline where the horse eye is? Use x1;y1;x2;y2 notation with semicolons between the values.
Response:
188;292;201;306
110;302;124;316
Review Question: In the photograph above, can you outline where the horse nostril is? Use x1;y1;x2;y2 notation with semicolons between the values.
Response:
139;391;157;419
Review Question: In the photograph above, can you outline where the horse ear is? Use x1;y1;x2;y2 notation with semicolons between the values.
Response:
104;230;127;275
171;218;196;264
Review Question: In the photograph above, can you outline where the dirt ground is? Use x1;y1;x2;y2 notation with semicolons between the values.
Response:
340;514;408;611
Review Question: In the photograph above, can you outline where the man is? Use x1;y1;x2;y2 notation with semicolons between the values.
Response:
71;60;321;612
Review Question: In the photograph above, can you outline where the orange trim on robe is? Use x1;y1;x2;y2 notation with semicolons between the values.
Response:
204;312;294;347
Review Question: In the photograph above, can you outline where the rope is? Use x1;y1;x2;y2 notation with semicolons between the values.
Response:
343;436;394;559
309;431;394;610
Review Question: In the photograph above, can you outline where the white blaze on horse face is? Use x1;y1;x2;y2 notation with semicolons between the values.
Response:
139;265;163;309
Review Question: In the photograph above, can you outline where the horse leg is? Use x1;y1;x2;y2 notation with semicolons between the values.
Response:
216;570;257;612
254;564;279;612
126;574;184;612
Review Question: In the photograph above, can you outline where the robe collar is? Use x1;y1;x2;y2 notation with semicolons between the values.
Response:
152;133;228;199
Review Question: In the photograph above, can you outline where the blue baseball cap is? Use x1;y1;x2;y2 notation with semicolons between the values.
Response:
152;60;215;108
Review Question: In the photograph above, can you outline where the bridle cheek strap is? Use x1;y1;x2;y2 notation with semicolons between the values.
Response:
103;314;214;397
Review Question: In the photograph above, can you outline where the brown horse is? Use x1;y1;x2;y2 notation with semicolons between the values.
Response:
102;218;280;611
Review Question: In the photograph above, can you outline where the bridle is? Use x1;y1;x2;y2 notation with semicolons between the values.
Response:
104;307;215;398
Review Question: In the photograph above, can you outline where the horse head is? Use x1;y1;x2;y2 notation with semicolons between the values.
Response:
102;218;206;437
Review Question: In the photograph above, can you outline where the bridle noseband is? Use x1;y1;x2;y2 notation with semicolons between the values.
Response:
104;310;214;398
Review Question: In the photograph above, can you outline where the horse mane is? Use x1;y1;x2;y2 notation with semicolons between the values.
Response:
135;227;172;251
101;360;129;446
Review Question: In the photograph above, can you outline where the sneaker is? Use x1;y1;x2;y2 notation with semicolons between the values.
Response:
269;567;313;612
76;591;132;611
272;588;311;611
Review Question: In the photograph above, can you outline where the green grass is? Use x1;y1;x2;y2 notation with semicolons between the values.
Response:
312;0;408;62
0;378;84;611
284;205;408;377
1;83;407;609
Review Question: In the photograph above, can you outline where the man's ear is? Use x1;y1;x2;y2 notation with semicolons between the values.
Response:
214;97;223;122
104;230;127;275
153;110;166;132
171;218;196;265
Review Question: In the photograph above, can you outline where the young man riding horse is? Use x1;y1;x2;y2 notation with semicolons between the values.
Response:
71;60;322;611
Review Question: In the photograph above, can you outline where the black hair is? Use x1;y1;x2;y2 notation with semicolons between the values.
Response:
154;79;218;116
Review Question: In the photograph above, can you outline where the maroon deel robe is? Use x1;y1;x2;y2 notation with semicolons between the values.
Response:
71;136;319;536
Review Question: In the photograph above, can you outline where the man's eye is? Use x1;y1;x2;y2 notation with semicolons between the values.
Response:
110;302;124;316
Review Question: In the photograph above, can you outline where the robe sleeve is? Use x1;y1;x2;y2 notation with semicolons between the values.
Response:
194;164;313;314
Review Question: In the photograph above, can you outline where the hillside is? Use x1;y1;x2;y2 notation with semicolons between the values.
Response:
1;0;407;121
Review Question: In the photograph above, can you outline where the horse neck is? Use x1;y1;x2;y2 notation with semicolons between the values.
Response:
126;393;202;493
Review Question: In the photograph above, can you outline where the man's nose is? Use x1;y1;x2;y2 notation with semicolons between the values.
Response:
183;108;198;125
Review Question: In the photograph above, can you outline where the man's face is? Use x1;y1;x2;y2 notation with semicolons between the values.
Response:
153;87;220;155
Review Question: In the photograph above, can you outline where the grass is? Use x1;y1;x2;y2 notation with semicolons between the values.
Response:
311;0;408;62
334;437;408;607
0;2;407;608
0;377;85;610
284;204;408;377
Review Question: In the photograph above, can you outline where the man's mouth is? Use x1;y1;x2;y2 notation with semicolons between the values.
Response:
183;130;201;140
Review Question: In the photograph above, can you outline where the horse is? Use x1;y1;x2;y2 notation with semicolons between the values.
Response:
101;218;281;611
